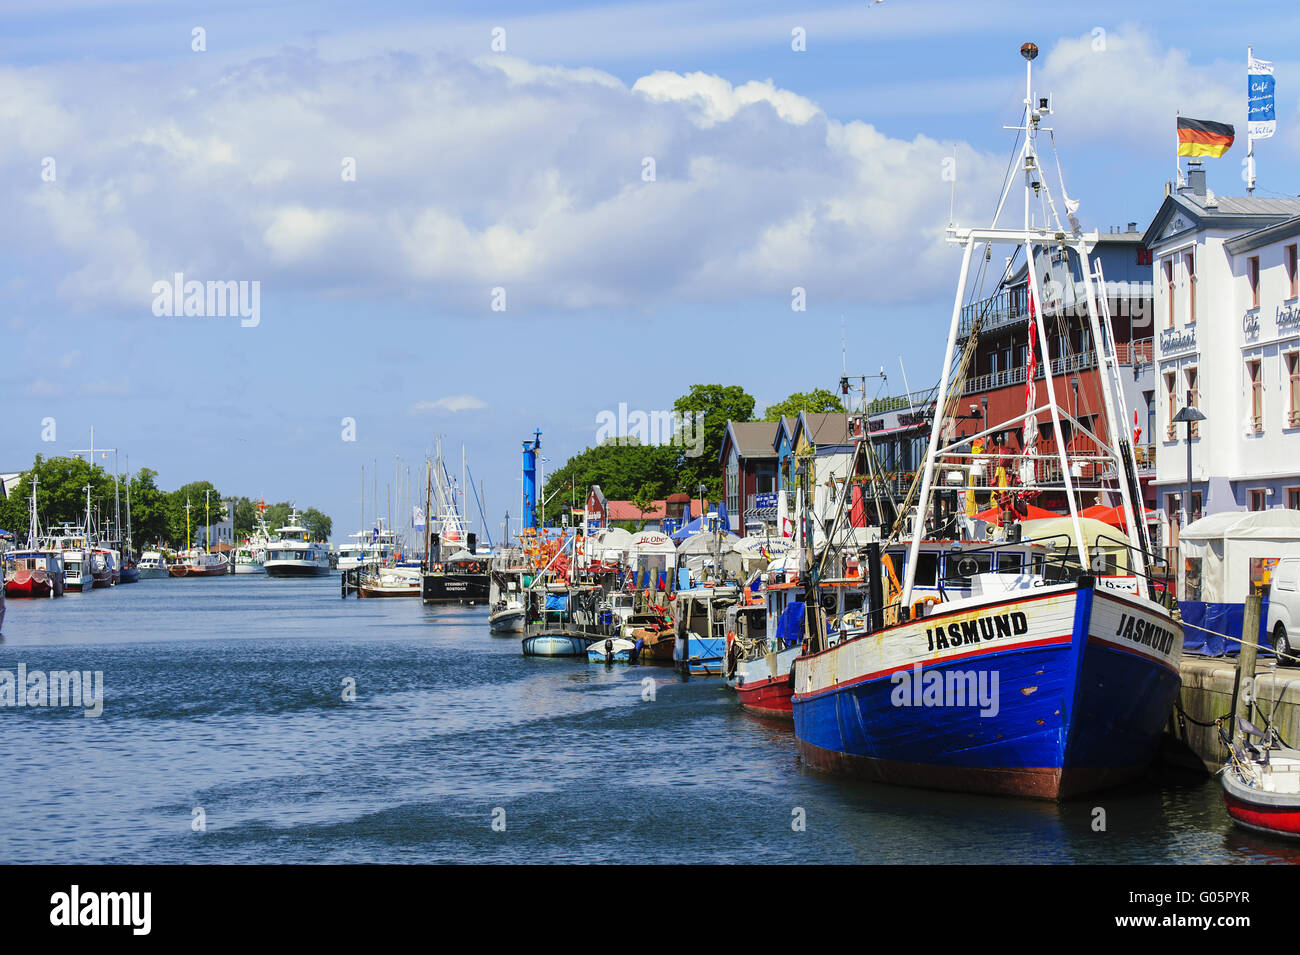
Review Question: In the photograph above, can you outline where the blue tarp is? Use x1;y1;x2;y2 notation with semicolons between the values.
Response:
545;593;568;612
775;602;806;647
1180;599;1274;657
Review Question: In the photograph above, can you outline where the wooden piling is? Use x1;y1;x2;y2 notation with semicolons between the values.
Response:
1231;594;1262;744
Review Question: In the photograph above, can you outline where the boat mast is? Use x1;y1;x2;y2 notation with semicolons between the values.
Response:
185;496;192;552
125;454;133;555
1017;43;1089;572
28;473;39;549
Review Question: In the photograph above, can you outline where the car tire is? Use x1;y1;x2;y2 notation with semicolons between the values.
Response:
1274;623;1292;664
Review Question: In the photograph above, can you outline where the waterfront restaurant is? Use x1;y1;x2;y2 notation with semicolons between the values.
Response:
1142;165;1300;565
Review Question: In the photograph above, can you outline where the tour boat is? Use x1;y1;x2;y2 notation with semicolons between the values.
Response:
789;44;1183;800
3;550;65;599
137;551;170;579
168;549;231;577
263;510;332;577
337;522;401;571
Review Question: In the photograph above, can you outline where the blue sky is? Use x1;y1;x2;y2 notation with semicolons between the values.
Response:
2;0;1298;542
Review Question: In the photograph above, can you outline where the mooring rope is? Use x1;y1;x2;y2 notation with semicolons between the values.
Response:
1177;618;1299;665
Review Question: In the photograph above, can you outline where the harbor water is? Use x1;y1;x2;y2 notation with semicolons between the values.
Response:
0;577;1294;864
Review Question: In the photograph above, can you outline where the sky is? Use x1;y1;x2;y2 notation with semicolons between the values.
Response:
2;0;1298;543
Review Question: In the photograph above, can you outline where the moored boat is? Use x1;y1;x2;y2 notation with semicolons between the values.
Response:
2;550;65;599
169;549;231;577
263;510;332;577
357;565;421;597
136;550;170;579
587;637;638;664
790;44;1183;800
1220;717;1300;839
672;584;741;676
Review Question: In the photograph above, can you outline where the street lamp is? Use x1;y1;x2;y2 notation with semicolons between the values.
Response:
1172;389;1207;531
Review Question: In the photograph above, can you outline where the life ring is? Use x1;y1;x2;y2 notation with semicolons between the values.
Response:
911;596;941;618
431;562;443;573
468;562;482;574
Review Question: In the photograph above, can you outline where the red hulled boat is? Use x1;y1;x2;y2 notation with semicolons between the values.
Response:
3;551;66;599
1221;718;1300;839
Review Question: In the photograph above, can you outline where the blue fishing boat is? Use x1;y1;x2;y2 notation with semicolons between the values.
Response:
672;584;741;676
791;43;1183;800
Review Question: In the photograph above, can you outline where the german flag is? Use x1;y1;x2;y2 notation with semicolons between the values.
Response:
1177;117;1235;158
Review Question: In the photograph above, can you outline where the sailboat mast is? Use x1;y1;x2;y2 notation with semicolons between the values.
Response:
29;473;39;549
125;454;133;554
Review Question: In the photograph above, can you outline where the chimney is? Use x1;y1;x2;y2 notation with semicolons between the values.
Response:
1186;161;1207;197
1127;221;1137;233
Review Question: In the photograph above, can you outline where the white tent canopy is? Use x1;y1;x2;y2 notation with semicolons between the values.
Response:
676;532;740;556
589;526;633;562
629;531;676;556
1180;510;1300;603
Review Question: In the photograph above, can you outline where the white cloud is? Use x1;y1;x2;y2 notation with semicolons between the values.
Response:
2;49;1006;315
411;395;487;414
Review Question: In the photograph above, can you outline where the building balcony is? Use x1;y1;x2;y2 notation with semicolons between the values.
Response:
1115;337;1153;366
962;351;1098;396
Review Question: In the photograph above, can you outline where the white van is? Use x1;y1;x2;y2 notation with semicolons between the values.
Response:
1267;557;1300;662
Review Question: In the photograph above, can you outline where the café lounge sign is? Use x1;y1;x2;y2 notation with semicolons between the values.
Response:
1159;325;1197;355
1279;304;1300;336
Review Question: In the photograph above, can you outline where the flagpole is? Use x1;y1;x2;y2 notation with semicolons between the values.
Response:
1247;47;1255;196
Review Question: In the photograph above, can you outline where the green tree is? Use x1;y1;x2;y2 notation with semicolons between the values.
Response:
128;468;167;547
631;483;657;526
263;501;292;530
0;455;117;543
300;507;332;541
231;496;258;538
672;383;756;500
540;441;678;525
763;388;845;421
165;482;222;547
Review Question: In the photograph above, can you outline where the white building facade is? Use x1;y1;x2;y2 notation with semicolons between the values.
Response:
1143;167;1300;560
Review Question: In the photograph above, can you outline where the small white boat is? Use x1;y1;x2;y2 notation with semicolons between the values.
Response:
1220;717;1300;839
587;637;638;664
357;565;421;597
137;550;170;579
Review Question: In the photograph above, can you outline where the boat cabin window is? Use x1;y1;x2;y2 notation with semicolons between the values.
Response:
996;553;1024;574
946;552;993;582
913;552;939;586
